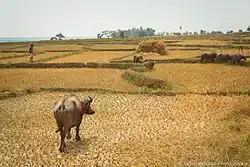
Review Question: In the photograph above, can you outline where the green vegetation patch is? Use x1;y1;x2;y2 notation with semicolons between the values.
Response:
121;71;171;90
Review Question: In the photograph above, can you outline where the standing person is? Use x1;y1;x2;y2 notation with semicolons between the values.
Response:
28;43;36;62
239;45;244;55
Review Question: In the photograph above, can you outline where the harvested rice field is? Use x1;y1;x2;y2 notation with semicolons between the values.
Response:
8;44;82;52
48;51;133;63
0;52;27;59
0;52;69;63
119;50;201;61
177;39;229;46
146;64;250;93
89;44;137;49
0;68;140;92
0;35;250;167
0;92;249;166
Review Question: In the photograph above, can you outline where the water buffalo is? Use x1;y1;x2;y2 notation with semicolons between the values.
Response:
133;54;144;63
53;94;95;152
230;54;247;64
216;53;231;63
200;52;217;63
143;61;156;70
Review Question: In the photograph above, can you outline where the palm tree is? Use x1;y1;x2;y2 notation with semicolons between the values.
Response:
179;26;183;35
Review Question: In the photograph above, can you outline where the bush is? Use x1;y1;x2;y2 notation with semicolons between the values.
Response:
121;71;166;89
131;67;149;72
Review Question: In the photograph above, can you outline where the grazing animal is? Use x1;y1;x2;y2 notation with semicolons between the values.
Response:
200;52;217;63
53;94;95;152
230;54;247;64
133;54;144;63
216;53;231;63
143;61;156;70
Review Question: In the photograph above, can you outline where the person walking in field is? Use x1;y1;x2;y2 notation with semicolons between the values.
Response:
28;43;36;62
239;45;244;55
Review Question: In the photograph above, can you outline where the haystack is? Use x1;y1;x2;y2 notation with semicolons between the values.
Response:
136;40;168;55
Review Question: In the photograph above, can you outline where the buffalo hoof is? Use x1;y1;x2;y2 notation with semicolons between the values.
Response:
66;134;72;139
75;136;81;141
59;147;64;152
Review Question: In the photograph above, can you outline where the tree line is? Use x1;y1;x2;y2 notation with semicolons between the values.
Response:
97;25;250;38
97;27;156;39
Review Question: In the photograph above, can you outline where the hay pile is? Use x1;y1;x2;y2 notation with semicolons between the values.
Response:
136;40;168;55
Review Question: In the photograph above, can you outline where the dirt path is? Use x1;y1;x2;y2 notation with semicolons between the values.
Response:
0;92;248;166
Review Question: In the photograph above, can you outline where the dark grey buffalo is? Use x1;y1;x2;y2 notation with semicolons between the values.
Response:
230;54;247;64
53;94;95;152
200;52;217;63
143;61;156;70
216;53;231;63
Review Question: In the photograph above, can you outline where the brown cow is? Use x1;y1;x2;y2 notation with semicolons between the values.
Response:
53;94;95;152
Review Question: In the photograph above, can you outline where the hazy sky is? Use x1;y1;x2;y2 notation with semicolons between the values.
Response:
1;0;249;37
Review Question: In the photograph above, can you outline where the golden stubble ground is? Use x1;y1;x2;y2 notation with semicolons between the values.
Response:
7;44;83;52
0;92;249;166
147;64;250;93
89;44;137;49
49;51;133;63
0;68;140;92
121;50;202;60
0;52;68;64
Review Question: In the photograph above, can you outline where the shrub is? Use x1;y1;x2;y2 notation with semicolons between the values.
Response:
121;71;166;89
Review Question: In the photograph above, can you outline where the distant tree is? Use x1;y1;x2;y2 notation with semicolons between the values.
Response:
124;29;132;37
227;30;234;34
183;31;189;35
200;29;206;35
109;31;117;38
99;26;157;38
173;32;182;36
179;26;183;34
247;26;250;32
157;32;165;36
210;31;223;35
55;33;65;40
97;33;102;38
145;28;156;36
238;29;243;33
131;27;138;37
101;30;112;38
138;26;145;37
120;30;125;38
50;37;57;40
194;32;199;35
189;32;193;35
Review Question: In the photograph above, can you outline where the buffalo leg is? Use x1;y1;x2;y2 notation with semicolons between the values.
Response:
66;128;72;139
75;125;81;141
59;127;69;152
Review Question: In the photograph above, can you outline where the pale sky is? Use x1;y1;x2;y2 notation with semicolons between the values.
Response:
0;0;249;37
